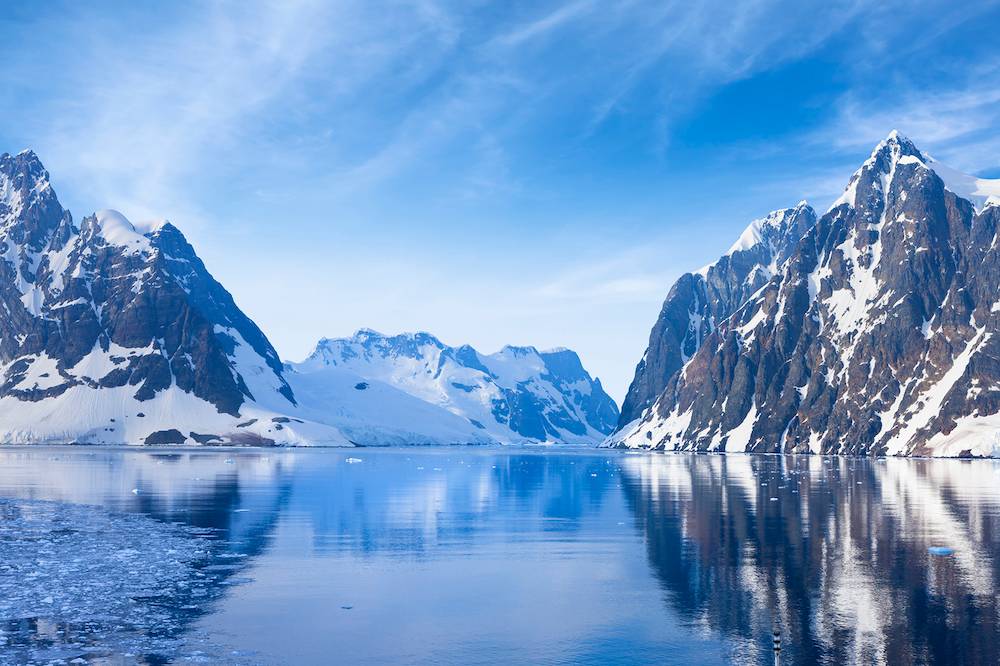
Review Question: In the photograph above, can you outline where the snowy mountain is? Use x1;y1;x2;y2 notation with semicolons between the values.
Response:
612;131;1000;457
0;150;615;447
0;150;346;446
286;329;619;445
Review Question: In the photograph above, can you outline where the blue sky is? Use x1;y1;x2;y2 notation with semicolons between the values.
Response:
1;1;999;402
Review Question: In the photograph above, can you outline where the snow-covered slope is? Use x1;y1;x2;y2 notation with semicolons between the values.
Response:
287;329;619;445
612;131;1000;457
0;150;347;446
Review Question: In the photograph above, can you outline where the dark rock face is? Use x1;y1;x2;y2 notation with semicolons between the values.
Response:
619;203;816;425
615;133;1000;457
144;429;186;445
0;151;297;438
189;432;224;444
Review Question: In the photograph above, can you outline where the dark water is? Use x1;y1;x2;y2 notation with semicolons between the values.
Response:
0;448;998;665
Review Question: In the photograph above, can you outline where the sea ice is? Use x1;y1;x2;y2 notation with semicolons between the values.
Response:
0;499;253;664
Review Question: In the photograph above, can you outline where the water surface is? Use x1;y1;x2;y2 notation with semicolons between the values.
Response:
0;447;998;665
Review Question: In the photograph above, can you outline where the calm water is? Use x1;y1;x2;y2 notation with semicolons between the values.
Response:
0;448;998;665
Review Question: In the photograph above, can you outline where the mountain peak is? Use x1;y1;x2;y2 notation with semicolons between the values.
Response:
830;131;927;210
499;344;539;356
84;210;162;255
349;329;445;349
3;148;44;168
0;150;51;197
725;202;816;255
828;132;1000;213
352;327;384;340
0;149;67;252
871;129;923;162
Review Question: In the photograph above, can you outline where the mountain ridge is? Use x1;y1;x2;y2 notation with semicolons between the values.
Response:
287;328;619;446
612;131;1000;457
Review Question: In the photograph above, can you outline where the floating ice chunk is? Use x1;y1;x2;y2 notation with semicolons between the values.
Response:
346;457;363;464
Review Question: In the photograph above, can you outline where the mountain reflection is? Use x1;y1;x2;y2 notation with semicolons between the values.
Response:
6;447;998;665
289;450;619;556
619;454;1000;665
0;448;626;664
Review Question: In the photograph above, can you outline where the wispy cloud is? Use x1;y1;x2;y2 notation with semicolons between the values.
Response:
534;243;687;305
584;0;869;136
30;2;339;220
12;0;472;224
493;0;595;47
806;61;1000;172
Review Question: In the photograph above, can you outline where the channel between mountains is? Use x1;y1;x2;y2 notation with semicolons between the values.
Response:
3;132;1000;456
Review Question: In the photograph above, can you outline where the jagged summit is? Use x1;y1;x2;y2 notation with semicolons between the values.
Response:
831;130;926;210
0;150;52;198
2;149;46;173
723;200;815;257
830;130;1000;213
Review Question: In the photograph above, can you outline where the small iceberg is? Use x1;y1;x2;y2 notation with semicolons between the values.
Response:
346;457;363;464
928;546;954;556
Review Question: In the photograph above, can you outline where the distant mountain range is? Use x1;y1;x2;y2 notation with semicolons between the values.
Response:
611;131;1000;457
0;151;616;446
286;330;618;446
